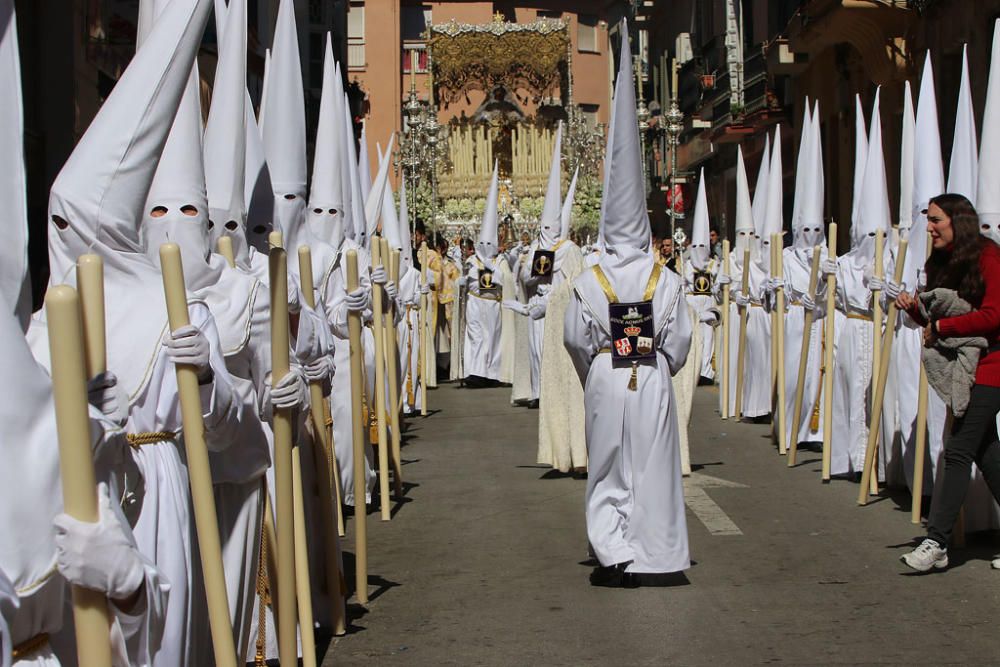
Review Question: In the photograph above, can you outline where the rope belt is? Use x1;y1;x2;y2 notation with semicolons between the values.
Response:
127;431;176;447
12;633;49;660
750;303;764;309
846;312;873;322
471;291;501;302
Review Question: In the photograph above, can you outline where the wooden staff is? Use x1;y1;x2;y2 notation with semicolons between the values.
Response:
383;241;404;497
733;247;751;419
346;250;369;604
821;224;838;481
370;239;391;520
297;246;346;633
265;242;299;666
858;239;908;505
788;247;822;466
76;255;106;378
46;285;113;667
217;236;236;268
770;241;779;406
418;242;429;416
911;233;932;523
291;446;317;667
869;231;885;494
774;235;787;456
159;244;237;666
721;240;731;420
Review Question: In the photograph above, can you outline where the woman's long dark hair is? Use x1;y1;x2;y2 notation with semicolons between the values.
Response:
924;193;986;305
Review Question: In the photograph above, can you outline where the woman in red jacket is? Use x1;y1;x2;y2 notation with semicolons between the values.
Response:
897;193;1000;571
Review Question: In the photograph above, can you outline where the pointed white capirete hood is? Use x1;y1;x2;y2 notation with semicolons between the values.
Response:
797;99;826;249
850;86;891;267
244;96;274;255
344;93;367;247
306;32;346;252
378;150;401;252
899;80;915;231
948;44;978;203
538;121;563;248
690;167;710;271
560;166;579;241
258;48;271;132
760;125;783;263
751;132;770;237
476;162;500;262
398;175;414;272
790;101;811;243
261;0;308;263
204;0;248;265
904;52;945;289
48;0;212;286
359;126;372;208
979;21;1000;245
734;145;756;260
600;20;651;255
364;134;395;242
850;94;868;241
0;0;29;324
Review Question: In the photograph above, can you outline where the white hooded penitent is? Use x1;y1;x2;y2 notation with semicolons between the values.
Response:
560;166;579;241
538;122;563;249
476;162;500;263
948;44;978;203
689;167;710;271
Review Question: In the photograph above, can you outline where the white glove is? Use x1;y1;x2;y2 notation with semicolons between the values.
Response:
371;265;388;285
269;366;307;410
867;276;886;292
717;273;732;286
54;482;144;600
821;258;838;276
420;282;431;295
733;292;750;307
163;324;211;375
303;355;334;384
801;293;817;312
345;287;367;313
529;301;547;320
536;283;552;297
502;299;529;316
885;279;902;301
384;280;398;302
766;277;785;293
87;371;123;424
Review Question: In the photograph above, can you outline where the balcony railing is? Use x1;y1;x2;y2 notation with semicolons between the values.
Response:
348;41;365;69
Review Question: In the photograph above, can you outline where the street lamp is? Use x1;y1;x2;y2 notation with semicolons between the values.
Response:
665;80;684;259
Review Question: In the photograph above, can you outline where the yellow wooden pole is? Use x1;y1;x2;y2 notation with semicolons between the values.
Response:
911;233;932;523
158;244;237;667
858;239;908;505
788;247;822;466
733;247;751;419
721;240;731;420
346;250;369;604
76;255;106;378
265;242;299;667
870;230;885;494
45;285;113;667
774;235;787;456
384;241;404;497
297;245;346;633
821;224;838;481
217;236;236;268
370;239;391;520
418;242;429;416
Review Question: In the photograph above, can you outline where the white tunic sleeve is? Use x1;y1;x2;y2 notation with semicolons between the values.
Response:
563;289;597;386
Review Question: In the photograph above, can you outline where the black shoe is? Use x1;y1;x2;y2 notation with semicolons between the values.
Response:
589;561;636;588
527;399;540;409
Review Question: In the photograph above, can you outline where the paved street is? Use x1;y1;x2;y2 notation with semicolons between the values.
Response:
324;383;1000;666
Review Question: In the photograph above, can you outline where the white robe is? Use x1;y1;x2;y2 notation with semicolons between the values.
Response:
317;239;376;506
565;252;692;573
780;247;827;445
537;242;586;471
683;258;718;380
463;256;506;381
718;253;771;418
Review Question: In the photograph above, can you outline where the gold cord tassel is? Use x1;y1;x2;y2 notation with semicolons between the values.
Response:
254;508;270;667
628;362;638;392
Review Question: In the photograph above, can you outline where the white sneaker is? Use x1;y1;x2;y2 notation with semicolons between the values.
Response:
901;539;949;572
991;557;1000;570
